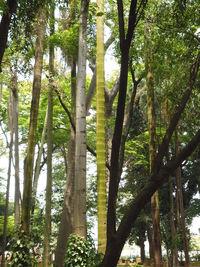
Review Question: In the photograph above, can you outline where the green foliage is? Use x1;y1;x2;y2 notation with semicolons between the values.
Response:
65;234;101;267
9;229;37;267
50;24;79;59
0;216;14;236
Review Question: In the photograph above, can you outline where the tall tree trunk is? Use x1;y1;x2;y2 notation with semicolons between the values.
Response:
54;20;77;266
43;2;54;266
146;220;153;260
32;107;48;214
11;64;20;227
175;130;190;267
138;227;146;264
101;44;200;267
73;0;89;237
96;0;107;254
145;20;162;267
1;122;13;267
22;4;46;235
0;0;17;71
54;133;75;267
169;177;179;267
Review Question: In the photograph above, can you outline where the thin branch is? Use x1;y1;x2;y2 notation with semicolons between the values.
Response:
135;0;148;27
54;86;76;132
54;85;111;170
117;0;125;46
153;50;200;176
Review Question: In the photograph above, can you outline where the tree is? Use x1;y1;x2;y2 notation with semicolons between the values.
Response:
1;91;13;267
11;63;20;227
175;129;190;267
0;0;17;71
100;0;200;265
96;0;107;254
145;20;162;267
73;0;89;237
43;1;54;265
22;3;47;235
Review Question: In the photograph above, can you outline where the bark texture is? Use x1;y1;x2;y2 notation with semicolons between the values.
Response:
11;64;20;227
96;0;107;254
73;0;89;237
43;2;54;265
145;21;162;267
22;5;46;234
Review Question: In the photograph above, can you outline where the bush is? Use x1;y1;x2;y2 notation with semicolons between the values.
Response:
65;234;101;267
9;228;37;267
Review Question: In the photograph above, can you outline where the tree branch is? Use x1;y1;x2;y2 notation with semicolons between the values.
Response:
153;50;200;177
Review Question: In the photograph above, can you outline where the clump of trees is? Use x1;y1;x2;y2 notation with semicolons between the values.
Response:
0;0;200;267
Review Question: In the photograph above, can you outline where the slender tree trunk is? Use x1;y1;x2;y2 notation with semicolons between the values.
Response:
54;27;77;267
73;0;89;237
175;130;190;267
11;64;20;227
146;220;153;260
169;177;179;267
138;229;146;264
0;0;17;71
54;132;75;267
32;107;48;214
96;0;107;254
43;2;54;266
1;128;13;267
22;4;46;235
145;20;162;267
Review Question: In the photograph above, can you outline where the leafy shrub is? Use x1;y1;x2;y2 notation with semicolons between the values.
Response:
9;228;37;267
65;234;101;267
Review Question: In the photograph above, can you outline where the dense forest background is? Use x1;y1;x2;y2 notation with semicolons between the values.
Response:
0;0;200;266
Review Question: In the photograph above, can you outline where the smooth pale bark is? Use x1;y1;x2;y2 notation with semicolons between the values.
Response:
175;130;190;267
145;20;162;267
73;0;89;237
1;122;13;267
0;0;17;71
96;0;107;254
32;108;48;214
43;2;54;266
55;34;114;264
169;177;179;267
11;65;20;227
22;5;46;235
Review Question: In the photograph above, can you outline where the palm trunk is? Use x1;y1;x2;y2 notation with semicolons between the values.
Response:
22;4;46;235
43;2;54;265
11;64;20;227
1;129;13;267
96;0;107;254
175;130;190;267
73;0;89;237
